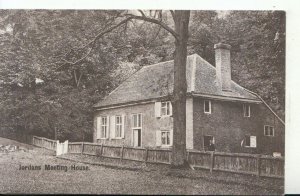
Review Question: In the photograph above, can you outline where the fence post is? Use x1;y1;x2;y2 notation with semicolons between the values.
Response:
257;155;261;177
145;148;149;163
210;152;215;173
120;145;124;161
41;137;44;148
100;144;103;158
81;142;84;155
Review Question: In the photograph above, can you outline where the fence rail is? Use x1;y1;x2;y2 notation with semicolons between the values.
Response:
32;136;57;151
0;132;284;179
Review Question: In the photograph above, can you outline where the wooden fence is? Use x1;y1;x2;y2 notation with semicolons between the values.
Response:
0;131;284;179
32;136;57;151
67;142;284;179
68;142;172;164
188;150;284;178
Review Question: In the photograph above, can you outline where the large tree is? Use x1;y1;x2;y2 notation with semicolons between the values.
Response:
59;10;191;166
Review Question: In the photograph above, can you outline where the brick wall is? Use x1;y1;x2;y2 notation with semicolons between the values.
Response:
94;97;284;155
193;97;285;155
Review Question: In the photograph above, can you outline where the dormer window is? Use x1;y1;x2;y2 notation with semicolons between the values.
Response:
204;100;211;114
243;104;250;117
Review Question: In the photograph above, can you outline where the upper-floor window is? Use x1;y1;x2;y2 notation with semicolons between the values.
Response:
100;116;108;139
155;101;172;117
264;125;274;136
204;100;211;114
132;113;142;129
161;101;172;116
243;104;251;117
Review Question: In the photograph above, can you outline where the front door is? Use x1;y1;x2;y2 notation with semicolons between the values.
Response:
133;129;141;147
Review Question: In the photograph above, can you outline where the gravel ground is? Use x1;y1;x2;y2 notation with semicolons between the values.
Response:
0;137;284;194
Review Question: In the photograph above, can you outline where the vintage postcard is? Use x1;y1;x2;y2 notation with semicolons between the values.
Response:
0;0;299;194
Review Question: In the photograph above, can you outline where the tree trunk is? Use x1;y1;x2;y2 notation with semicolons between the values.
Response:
171;10;190;167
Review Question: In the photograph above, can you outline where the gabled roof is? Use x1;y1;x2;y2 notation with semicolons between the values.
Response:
94;54;260;108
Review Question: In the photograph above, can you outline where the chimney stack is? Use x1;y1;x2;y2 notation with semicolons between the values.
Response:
214;43;232;91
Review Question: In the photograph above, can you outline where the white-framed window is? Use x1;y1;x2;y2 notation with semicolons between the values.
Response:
264;125;274;136
100;116;108;139
132;113;142;147
155;101;172;118
204;100;211;114
245;135;256;148
132;113;142;128
243;104;251;117
156;129;173;147
161;101;172;116
115;115;123;138
161;131;171;146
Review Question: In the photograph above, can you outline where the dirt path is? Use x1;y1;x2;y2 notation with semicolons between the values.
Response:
0;137;284;194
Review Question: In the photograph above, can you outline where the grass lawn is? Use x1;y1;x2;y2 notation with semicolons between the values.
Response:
0;137;284;194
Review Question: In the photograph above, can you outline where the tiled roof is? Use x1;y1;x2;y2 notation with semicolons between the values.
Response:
94;54;259;108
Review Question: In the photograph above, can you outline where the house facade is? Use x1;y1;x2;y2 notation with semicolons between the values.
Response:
93;43;285;156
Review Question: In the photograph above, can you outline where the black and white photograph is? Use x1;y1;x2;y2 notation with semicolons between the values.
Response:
0;0;299;194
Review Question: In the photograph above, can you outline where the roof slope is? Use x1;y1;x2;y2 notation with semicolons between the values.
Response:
94;54;259;108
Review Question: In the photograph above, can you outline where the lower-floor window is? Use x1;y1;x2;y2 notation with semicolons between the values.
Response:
161;131;171;146
156;130;173;147
245;135;256;148
204;135;215;151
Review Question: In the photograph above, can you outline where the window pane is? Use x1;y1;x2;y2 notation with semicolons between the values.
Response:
204;101;210;112
166;132;170;145
270;127;274;136
244;105;250;117
133;115;137;127
161;102;166;116
138;114;141;127
167;102;170;115
161;132;166;145
245;136;250;146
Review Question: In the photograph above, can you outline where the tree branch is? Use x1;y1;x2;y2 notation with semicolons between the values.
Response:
170;10;175;21
125;14;179;40
60;13;178;67
138;10;146;17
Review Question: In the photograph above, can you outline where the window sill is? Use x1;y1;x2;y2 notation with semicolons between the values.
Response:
112;137;124;140
161;145;172;148
244;146;256;148
160;115;172;118
204;112;211;114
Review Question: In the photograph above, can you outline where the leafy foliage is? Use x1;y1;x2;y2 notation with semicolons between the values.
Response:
0;10;285;141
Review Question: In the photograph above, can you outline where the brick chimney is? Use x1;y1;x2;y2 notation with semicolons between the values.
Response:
214;43;232;91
